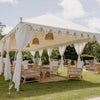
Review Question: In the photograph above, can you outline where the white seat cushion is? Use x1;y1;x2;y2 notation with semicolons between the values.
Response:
22;60;28;69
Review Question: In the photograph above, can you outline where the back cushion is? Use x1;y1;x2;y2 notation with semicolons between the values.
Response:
50;61;58;66
22;60;28;69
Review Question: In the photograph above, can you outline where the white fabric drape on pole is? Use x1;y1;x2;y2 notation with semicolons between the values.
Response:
13;23;34;91
30;51;35;63
74;42;86;68
4;37;11;80
38;50;43;65
47;48;52;70
0;41;4;75
59;45;66;72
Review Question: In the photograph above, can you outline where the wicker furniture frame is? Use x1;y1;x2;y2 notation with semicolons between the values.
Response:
21;65;40;83
67;67;83;80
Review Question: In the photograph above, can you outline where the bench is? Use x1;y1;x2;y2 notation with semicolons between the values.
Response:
21;61;40;83
67;61;83;80
21;69;40;83
67;67;83;80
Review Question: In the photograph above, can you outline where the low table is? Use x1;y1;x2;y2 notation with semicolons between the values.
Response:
41;66;50;79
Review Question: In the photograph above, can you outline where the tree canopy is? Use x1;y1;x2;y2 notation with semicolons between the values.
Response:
0;22;6;40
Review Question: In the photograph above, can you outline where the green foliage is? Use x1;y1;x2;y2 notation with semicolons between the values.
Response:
64;45;77;60
83;41;96;55
3;51;6;58
22;51;33;60
51;48;60;59
34;51;40;64
9;51;16;59
82;41;100;59
92;42;100;59
42;49;48;60
34;51;39;58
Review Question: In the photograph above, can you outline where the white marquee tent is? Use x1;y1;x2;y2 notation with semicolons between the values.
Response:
0;14;100;91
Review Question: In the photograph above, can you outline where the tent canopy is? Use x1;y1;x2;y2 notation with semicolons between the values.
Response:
1;14;100;92
1;14;100;51
24;14;99;34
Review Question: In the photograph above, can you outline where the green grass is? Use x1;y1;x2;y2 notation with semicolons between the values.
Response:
1;67;100;100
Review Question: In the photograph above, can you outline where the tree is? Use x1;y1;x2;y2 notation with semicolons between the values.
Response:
92;42;100;59
22;51;33;60
0;22;6;35
51;48;60;59
83;41;96;55
42;50;49;60
0;22;6;40
64;45;77;60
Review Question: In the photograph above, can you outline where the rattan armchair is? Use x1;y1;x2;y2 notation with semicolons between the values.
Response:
67;61;84;80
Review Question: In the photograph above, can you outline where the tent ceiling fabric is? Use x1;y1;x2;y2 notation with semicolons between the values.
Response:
24;32;92;51
24;14;99;34
0;14;100;51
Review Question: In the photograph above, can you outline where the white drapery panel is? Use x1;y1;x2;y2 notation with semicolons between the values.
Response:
4;37;11;80
58;45;66;72
38;49;43;65
74;42;86;68
47;48;52;62
13;23;34;91
47;48;52;70
30;51;35;62
0;41;4;75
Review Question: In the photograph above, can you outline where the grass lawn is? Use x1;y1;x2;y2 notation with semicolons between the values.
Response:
1;67;100;100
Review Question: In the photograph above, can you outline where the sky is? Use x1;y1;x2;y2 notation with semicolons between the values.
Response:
0;0;100;34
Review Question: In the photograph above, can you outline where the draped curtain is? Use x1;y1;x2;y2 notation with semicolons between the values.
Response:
47;48;52;70
74;42;86;68
30;51;35;63
58;45;66;72
13;23;34;91
0;41;4;75
38;50;43;65
4;37;11;80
